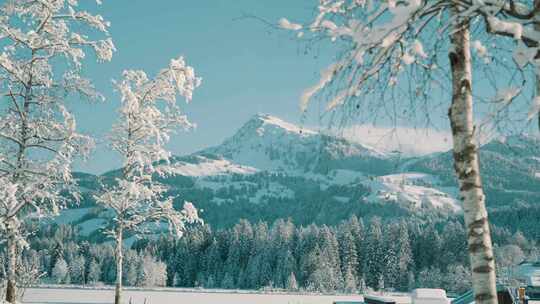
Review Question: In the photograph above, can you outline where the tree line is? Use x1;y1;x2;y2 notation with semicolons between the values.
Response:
2;215;537;296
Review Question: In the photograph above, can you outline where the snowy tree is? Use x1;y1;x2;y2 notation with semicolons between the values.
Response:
338;226;359;281
274;249;296;289
384;222;412;290
123;250;139;287
0;0;114;302
221;272;235;289
445;264;472;294
69;255;86;284
279;1;540;301
52;258;68;284
139;254;167;287
343;267;358;293
204;238;223;287
495;244;525;285
364;217;384;290
86;259;101;285
95;56;201;304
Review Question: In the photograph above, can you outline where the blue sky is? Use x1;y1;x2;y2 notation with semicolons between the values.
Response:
73;0;336;174
71;0;534;174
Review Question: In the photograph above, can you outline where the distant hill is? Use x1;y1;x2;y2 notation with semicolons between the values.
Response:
58;114;540;241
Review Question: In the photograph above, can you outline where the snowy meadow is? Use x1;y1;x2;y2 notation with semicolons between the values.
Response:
21;287;395;304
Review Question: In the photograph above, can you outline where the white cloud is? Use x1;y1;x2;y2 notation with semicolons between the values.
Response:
341;124;497;157
341;124;453;157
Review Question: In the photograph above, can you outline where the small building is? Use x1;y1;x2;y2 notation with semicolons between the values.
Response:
451;285;519;304
363;295;396;304
517;261;540;300
411;288;450;304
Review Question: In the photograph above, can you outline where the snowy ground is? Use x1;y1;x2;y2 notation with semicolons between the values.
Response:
22;287;411;304
20;286;540;304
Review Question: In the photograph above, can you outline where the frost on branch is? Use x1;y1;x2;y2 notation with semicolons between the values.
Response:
282;0;435;115
279;18;302;31
0;2;113;299
0;0;114;239
97;56;202;241
283;0;540;126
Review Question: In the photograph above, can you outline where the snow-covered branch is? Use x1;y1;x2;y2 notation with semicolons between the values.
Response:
282;0;540;124
0;1;115;301
96;55;202;241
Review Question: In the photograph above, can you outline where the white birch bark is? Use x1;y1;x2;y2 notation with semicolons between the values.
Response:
448;12;498;304
115;225;123;304
535;0;540;130
5;227;17;303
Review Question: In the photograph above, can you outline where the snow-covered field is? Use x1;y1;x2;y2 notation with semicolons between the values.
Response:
22;287;411;304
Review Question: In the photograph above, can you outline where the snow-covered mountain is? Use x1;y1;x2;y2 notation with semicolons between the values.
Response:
201;114;386;172
61;115;540;238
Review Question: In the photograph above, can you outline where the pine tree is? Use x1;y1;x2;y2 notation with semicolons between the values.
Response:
343;267;358;293
319;226;343;290
205;239;223;286
221;272;235;289
69;255;86;285
338;225;359;284
396;221;413;290
52;258;68;284
123;251;139;287
274;249;296;289
364;217;384;290
87;259;102;285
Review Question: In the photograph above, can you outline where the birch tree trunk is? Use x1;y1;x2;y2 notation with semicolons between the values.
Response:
5;226;17;303
115;225;123;304
535;0;540;130
448;12;498;304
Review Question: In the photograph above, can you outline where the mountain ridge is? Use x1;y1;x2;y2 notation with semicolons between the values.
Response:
66;114;540;238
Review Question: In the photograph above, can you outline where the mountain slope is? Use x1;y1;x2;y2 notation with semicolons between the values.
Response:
405;134;540;208
58;115;540;237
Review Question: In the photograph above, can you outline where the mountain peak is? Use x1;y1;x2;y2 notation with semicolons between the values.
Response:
247;114;316;136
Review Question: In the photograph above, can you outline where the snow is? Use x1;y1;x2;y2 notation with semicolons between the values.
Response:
21;287;412;304
254;114;317;136
528;96;540;121
493;87;520;104
278;18;302;31
411;289;449;304
472;40;488;58
362;173;461;212
411;40;427;58
301;62;343;112
486;16;523;40
172;156;258;177
208;114;385;173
